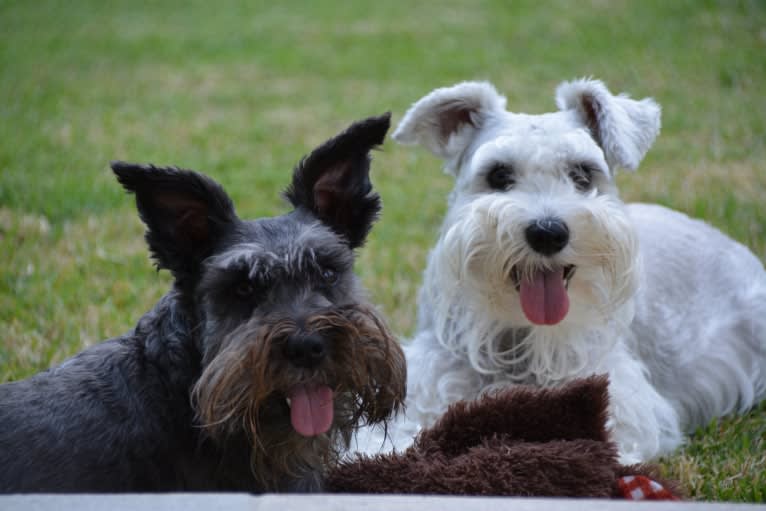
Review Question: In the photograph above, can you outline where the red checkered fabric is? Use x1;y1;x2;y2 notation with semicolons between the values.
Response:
617;475;679;500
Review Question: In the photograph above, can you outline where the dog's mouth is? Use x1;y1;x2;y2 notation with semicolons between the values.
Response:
510;265;576;326
284;382;334;438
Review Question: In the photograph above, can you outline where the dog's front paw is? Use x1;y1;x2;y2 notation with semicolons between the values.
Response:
606;370;684;462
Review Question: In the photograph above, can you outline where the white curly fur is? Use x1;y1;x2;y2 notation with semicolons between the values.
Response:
353;79;766;464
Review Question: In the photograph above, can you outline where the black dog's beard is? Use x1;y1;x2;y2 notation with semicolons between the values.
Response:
191;304;405;490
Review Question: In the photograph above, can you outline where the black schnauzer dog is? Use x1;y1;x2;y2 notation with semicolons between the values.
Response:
0;114;405;493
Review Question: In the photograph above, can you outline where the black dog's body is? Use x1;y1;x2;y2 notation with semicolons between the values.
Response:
1;294;261;492
0;114;405;493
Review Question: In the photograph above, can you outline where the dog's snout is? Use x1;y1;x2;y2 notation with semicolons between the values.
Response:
525;217;570;255
284;333;326;368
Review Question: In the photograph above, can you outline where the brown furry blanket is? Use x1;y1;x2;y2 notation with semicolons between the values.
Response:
328;376;680;499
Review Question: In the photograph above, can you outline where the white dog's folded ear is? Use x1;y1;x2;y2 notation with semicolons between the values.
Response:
555;79;660;172
392;81;506;175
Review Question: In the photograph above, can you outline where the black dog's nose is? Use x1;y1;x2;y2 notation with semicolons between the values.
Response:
525;217;570;255
284;333;326;369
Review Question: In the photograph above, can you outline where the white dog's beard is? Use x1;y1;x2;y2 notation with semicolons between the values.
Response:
427;192;638;369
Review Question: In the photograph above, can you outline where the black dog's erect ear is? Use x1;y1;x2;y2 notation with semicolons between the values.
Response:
284;113;390;249
111;161;238;279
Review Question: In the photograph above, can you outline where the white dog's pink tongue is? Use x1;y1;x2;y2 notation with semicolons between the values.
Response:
520;268;570;325
288;383;334;437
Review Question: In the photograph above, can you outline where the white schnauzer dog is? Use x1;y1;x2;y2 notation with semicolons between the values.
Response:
381;79;766;463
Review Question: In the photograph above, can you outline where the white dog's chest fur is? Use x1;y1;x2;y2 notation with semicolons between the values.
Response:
356;79;766;463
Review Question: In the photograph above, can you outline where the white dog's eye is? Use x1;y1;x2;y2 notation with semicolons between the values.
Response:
486;164;515;191
568;164;594;191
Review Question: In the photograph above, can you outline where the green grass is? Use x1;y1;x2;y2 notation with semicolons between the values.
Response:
1;0;765;501
663;401;766;501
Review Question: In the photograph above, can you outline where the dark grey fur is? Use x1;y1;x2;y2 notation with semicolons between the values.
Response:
0;113;405;493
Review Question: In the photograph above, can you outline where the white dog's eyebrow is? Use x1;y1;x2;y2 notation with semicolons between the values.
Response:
470;131;609;176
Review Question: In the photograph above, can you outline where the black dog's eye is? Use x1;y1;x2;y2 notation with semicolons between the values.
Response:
321;268;339;286
569;164;595;192
486;164;515;191
235;281;255;298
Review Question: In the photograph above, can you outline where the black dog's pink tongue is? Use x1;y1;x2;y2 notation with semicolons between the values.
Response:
519;268;570;325
288;383;334;437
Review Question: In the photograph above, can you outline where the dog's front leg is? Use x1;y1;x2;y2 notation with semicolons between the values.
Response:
601;347;684;463
285;470;324;493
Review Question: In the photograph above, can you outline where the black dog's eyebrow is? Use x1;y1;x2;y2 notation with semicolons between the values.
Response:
313;244;353;267
208;243;353;281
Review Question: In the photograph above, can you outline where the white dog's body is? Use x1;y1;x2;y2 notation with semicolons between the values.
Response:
359;80;766;463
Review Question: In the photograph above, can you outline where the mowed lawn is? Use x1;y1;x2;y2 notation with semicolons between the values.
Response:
1;0;764;501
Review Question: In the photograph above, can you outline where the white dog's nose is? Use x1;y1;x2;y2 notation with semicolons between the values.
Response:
525;218;569;255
